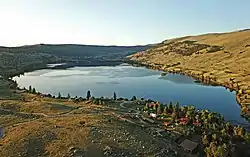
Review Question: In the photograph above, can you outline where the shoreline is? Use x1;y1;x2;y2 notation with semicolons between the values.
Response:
8;60;250;125
125;59;250;121
12;85;250;127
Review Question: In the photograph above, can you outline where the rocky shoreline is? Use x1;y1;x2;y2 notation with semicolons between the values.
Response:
125;59;250;121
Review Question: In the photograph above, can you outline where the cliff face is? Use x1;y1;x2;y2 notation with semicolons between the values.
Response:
128;29;250;116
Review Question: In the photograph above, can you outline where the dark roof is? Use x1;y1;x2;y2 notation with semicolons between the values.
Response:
180;139;198;151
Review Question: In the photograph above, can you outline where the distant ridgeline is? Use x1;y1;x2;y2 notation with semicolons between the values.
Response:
0;44;150;78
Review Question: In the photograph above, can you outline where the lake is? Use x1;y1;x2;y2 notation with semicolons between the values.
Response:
13;65;248;124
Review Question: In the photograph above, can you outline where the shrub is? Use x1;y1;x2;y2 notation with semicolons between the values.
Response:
207;46;224;53
131;96;137;101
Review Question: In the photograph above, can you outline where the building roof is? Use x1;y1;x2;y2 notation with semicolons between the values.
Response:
150;113;157;118
193;122;201;126
180;139;198;151
179;118;188;121
180;121;188;125
149;103;156;107
164;122;169;126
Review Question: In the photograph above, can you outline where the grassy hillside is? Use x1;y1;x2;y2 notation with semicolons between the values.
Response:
128;29;250;118
0;44;149;58
0;86;196;157
0;38;250;156
0;44;150;78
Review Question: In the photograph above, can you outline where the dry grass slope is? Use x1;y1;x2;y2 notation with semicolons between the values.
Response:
129;29;250;116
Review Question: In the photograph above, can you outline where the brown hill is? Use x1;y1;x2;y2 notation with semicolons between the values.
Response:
128;29;250;118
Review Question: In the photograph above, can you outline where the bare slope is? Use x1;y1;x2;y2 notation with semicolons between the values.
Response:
128;29;250;116
0;91;192;157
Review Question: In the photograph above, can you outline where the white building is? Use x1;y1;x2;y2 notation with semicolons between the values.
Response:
150;113;157;118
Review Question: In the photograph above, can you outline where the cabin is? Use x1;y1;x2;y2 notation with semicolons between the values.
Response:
180;139;198;153
179;118;188;125
164;122;169;126
180;121;188;125
150;113;157;118
193;121;201;126
179;118;188;121
148;102;156;108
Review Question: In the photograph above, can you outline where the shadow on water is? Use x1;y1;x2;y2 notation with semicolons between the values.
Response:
158;73;195;85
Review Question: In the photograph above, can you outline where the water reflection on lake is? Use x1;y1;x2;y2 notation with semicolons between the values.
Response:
13;65;247;124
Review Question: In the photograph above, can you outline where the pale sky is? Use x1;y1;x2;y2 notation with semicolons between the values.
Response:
0;0;249;46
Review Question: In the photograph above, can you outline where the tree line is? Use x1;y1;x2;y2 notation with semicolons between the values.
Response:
143;101;250;157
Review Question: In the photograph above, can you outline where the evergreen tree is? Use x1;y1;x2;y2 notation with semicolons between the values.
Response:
154;103;159;114
113;92;117;100
173;107;180;119
163;106;168;115
131;96;137;101
67;93;71;99
176;101;180;110
171;113;177;123
212;134;217;142
92;99;98;104
86;90;91;100
57;92;61;99
29;85;32;92
157;104;162;114
144;103;149;111
202;134;209;146
244;132;250;142
32;87;36;94
168;101;173;113
98;99;103;105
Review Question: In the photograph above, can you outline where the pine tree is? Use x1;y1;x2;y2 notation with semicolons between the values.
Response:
176;101;180;110
173;107;179;119
168;101;173;113
57;92;61;99
157;104;162;114
144;103;149;111
86;90;91;100
113;92;117;100
202;134;209;146
32;87;36;94
163;106;168;115
29;85;32;92
244;132;250;142
131;96;137;101
67;93;71;99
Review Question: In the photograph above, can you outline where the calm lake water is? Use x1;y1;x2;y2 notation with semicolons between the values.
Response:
13;65;247;124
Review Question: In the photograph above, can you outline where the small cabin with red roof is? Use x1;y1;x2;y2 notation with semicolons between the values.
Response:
193;122;201;126
179;118;188;121
148;102;156;108
180;121;188;125
164;122;169;126
179;118;188;125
